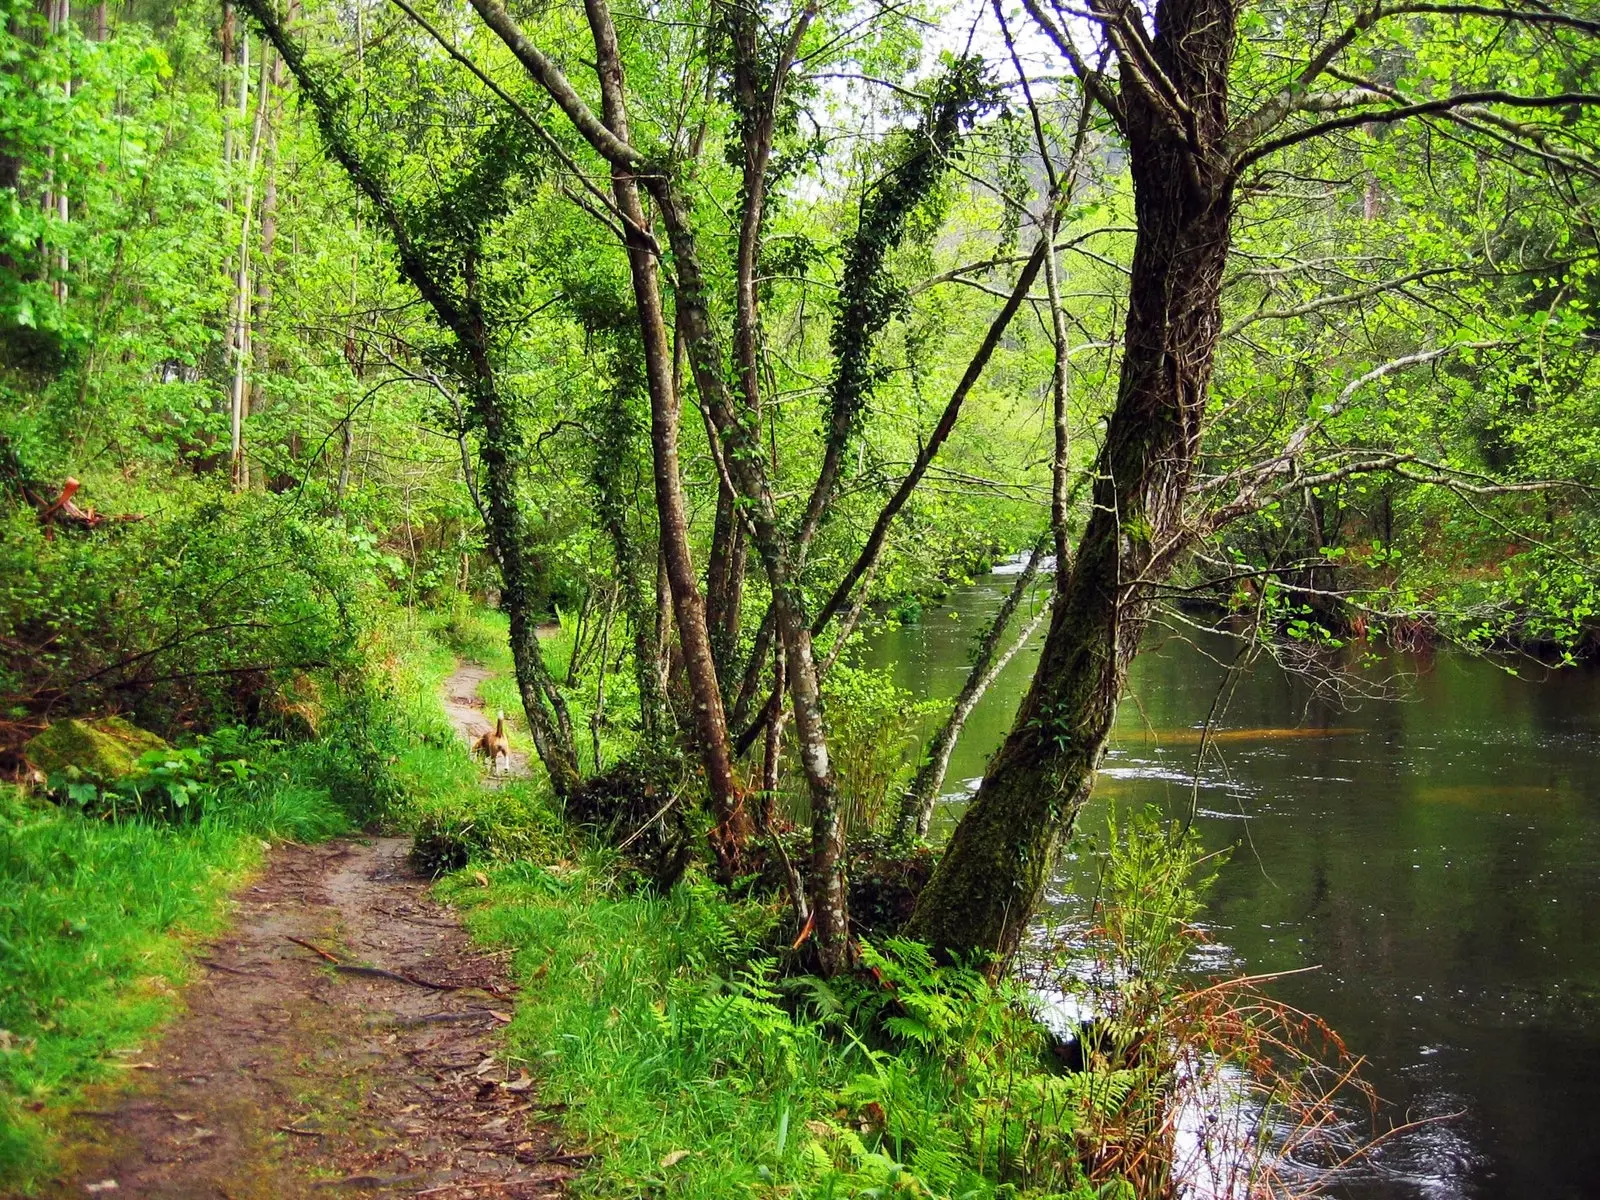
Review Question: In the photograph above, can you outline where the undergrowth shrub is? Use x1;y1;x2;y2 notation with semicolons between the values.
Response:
1;490;385;771
444;845;1112;1198
1033;808;1375;1197
807;660;939;834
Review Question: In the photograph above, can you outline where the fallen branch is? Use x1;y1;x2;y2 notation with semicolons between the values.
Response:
287;934;469;992
286;935;341;963
333;963;459;992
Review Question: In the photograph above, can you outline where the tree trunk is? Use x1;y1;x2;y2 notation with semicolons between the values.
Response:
592;384;668;742
579;0;751;874
907;0;1238;961
704;478;746;688
220;2;235;170
229;48;267;490
247;35;285;489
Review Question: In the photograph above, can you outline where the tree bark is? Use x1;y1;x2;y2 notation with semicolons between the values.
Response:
229;49;268;490
577;0;751;874
704;477;746;688
247;33;286;489
592;383;669;742
908;0;1238;962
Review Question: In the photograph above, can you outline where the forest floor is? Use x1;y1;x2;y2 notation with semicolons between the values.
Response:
33;666;572;1199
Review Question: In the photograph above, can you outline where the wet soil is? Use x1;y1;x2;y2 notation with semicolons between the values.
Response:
36;668;570;1199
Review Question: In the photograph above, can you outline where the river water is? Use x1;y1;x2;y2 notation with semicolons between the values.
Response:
861;569;1600;1200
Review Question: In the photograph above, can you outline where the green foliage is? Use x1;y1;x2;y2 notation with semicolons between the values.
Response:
0;489;379;734
817;661;940;834
408;774;566;878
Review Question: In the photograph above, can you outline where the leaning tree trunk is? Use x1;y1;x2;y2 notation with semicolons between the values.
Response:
895;527;1054;843
907;0;1238;961
238;0;581;796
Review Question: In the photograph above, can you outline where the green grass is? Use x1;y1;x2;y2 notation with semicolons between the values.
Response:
435;793;1107;1199
408;612;1111;1197
0;775;349;1185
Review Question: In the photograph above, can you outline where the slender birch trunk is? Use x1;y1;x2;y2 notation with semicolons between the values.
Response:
228;48;267;490
247;35;284;488
895;528;1054;842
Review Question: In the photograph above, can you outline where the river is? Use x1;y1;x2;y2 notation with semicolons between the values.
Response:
861;567;1600;1200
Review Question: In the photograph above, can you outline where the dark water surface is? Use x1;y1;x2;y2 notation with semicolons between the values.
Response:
862;571;1600;1200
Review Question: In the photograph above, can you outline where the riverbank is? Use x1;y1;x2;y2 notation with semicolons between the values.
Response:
5;607;1364;1198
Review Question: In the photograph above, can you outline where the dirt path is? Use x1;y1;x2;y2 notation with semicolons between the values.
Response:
38;670;571;1199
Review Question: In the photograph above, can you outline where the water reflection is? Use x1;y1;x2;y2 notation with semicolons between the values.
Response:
861;573;1600;1200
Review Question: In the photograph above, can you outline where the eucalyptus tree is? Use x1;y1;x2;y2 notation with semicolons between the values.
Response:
908;0;1600;958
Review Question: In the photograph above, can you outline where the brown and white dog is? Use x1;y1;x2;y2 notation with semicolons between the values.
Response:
473;711;511;776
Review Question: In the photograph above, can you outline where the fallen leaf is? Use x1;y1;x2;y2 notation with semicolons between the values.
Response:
487;1010;512;1024
111;1062;157;1070
473;871;490;887
659;1150;691;1168
85;1181;118;1194
473;1057;498;1076
171;1112;198;1123
503;1073;534;1093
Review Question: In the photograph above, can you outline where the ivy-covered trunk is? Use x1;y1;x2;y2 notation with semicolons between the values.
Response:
483;399;584;801
239;0;581;797
908;0;1237;960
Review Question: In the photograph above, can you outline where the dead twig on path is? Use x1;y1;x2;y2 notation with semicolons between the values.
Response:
286;934;466;992
286;935;341;963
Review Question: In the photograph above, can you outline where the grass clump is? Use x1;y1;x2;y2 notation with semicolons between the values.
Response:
408;775;566;878
437;817;1118;1198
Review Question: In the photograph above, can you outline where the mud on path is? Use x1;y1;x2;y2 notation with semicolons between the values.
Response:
39;671;572;1199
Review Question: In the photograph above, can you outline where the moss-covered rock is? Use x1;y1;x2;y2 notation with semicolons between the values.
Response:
23;717;170;783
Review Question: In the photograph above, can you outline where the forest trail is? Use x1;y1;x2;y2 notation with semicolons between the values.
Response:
36;670;570;1199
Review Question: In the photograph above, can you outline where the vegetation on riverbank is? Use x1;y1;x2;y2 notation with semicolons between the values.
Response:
7;0;1600;1190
